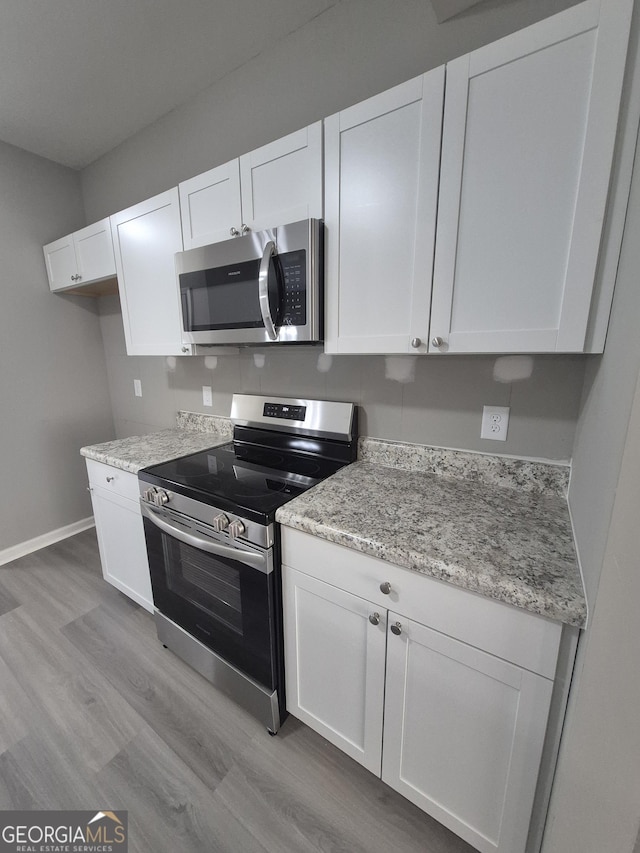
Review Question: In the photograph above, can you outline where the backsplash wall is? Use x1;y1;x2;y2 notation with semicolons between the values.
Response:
99;296;585;462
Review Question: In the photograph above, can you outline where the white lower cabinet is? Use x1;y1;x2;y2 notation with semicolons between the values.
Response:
282;529;561;853
86;460;153;613
283;569;386;774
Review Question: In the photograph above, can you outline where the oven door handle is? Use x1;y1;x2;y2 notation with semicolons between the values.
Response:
258;240;278;342
140;503;270;573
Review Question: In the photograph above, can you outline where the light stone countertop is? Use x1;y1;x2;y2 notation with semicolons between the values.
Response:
276;456;586;628
80;412;232;473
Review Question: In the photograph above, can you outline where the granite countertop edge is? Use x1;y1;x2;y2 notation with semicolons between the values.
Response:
80;419;232;474
276;460;586;629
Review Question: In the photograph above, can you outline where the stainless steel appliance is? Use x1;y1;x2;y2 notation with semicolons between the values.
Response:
138;394;357;733
176;219;323;347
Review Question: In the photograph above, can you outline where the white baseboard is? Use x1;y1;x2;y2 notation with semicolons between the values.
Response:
0;517;95;567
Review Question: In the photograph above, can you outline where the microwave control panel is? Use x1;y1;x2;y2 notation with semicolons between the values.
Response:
280;250;306;327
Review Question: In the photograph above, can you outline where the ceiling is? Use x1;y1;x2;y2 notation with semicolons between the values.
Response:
0;0;337;169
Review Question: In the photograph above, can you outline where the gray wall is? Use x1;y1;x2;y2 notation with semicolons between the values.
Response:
0;141;115;553
90;0;585;463
99;290;584;459
567;2;640;608
543;359;640;853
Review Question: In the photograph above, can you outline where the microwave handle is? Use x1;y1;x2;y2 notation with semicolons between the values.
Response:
258;240;278;341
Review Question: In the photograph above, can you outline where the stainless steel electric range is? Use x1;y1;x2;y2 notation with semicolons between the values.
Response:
138;394;357;734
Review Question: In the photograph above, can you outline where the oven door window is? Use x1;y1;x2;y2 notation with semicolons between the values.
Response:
145;520;277;689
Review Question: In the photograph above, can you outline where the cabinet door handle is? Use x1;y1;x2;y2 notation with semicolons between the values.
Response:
379;581;392;595
230;226;240;237
411;337;422;348
241;224;251;235
390;621;402;636
106;476;115;483
369;612;380;626
431;336;444;347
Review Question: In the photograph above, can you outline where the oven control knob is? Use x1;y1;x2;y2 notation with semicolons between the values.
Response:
143;487;171;506
212;513;230;532
228;519;246;539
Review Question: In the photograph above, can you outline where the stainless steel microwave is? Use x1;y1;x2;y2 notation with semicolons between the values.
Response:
175;218;323;347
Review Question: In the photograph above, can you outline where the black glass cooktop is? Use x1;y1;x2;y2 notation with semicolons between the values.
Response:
139;442;346;524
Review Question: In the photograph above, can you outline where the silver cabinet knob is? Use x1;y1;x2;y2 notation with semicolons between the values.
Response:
390;622;402;636
241;224;251;235
431;336;444;347
71;274;82;281
379;581;392;595
228;519;246;539
106;475;115;483
410;337;422;349
369;612;381;626
230;227;240;237
212;513;230;533
181;346;189;353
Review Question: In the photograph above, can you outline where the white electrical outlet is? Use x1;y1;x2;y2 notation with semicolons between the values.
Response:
133;379;142;397
202;385;213;407
481;405;510;441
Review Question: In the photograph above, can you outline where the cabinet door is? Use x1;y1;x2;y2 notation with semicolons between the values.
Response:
43;234;77;292
73;218;116;283
382;614;553;853
111;188;187;355
282;566;386;774
239;122;323;233
89;485;153;613
430;0;633;354
179;160;243;249
324;70;444;354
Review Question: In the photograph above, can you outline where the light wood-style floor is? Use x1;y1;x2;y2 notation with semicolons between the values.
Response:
0;529;474;853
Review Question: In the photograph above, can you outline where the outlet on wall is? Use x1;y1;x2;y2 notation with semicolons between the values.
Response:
202;385;213;407
481;405;509;441
133;379;142;397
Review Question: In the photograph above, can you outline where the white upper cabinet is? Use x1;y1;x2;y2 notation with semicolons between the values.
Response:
179;121;323;250
430;0;633;354
110;188;188;356
179;160;243;248
324;71;445;354
44;218;116;292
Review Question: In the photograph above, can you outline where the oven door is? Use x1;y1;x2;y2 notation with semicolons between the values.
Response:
141;502;278;689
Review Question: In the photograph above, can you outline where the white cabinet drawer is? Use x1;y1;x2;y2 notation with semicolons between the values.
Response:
86;459;141;503
281;528;561;678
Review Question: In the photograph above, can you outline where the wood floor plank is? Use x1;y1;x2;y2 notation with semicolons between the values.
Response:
96;728;270;853
0;529;479;853
62;599;263;792
0;578;19;617
0;659;30;754
217;716;475;853
0;606;142;772
0;733;103;810
0;538;123;629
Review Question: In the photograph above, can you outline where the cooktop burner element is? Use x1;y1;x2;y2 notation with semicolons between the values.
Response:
139;394;358;528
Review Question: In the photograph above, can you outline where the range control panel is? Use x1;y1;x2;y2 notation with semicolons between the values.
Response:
280;249;306;327
263;402;307;421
